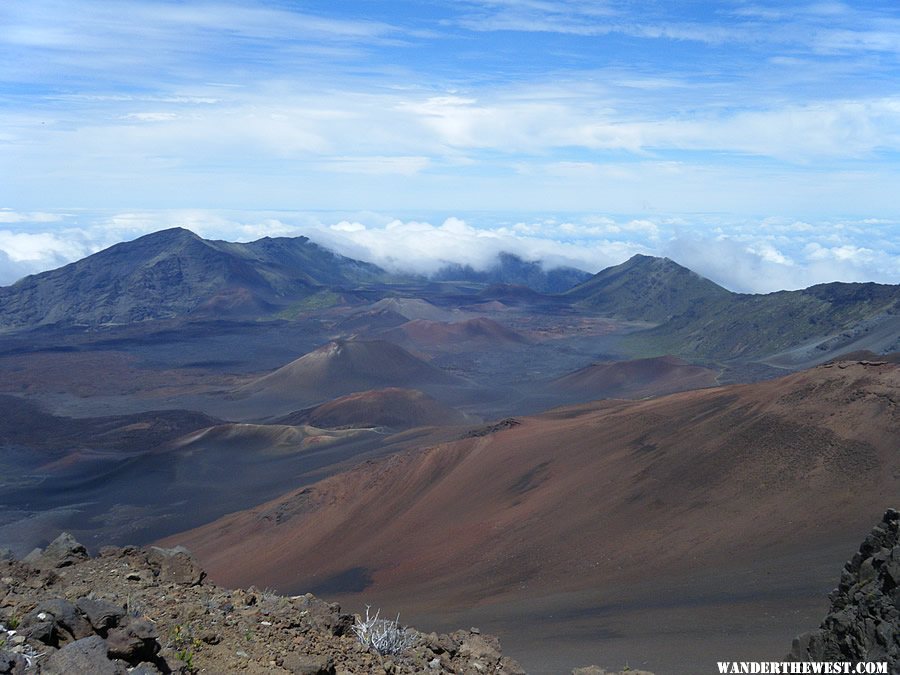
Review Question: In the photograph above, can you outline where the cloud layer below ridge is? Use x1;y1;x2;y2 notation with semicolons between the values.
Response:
1;209;897;294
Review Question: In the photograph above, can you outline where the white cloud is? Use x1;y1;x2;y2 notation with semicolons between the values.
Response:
804;242;877;263
0;228;91;284
0;250;36;286
0;1;402;55
0;210;65;223
664;225;900;293
0;230;85;262
318;156;431;175
394;91;900;161
121;112;179;122
4;67;900;216
0;209;898;294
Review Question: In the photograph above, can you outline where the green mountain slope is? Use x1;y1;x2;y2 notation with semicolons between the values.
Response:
568;254;900;363
565;254;732;321
0;228;387;330
631;281;900;361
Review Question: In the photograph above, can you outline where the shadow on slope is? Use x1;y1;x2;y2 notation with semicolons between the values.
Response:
166;359;900;673
0;396;421;557
549;355;720;401
274;388;469;430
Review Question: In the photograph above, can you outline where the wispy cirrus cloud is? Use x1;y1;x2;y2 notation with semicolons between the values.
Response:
0;209;65;224
1;0;899;253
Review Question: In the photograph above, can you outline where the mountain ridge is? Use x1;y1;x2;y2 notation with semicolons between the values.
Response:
168;359;900;601
2;229;898;368
565;254;732;321
0;228;387;330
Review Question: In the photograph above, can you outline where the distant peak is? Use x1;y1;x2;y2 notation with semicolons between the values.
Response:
137;227;202;243
625;254;673;265
617;254;703;276
155;227;198;237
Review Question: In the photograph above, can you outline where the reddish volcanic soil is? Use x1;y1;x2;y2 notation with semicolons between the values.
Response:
551;354;720;399
382;317;529;349
234;339;460;409
165;360;900;673
276;387;468;430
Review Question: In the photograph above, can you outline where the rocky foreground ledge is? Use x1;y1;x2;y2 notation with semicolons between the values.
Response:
0;535;644;674
790;508;900;668
0;535;525;674
5;510;900;674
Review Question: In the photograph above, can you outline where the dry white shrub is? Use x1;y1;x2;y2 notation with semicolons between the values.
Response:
351;606;418;655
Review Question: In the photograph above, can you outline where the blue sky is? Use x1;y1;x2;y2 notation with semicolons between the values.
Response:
2;0;900;291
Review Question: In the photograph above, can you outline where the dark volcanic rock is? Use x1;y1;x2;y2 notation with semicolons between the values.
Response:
0;650;27;675
106;618;160;662
789;508;900;669
0;537;524;674
23;532;88;569
75;597;125;635
25;598;93;643
463;417;521;438
40;635;126;675
20;620;56;646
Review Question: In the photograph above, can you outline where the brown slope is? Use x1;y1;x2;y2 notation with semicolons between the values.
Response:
824;349;900;364
382;317;529;349
368;297;469;322
169;422;375;456
551;355;719;400
275;388;468;430
235;339;460;407
168;360;900;610
332;306;410;334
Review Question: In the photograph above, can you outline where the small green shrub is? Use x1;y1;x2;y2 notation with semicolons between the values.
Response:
168;624;202;674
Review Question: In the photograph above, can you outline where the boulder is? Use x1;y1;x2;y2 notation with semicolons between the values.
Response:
0;650;27;675
20;620;56;646
106;617;160;662
40;635;126;675
146;546;206;585
76;596;125;635
23;598;93;644
32;533;89;568
282;653;336;675
459;632;502;661
20;549;42;564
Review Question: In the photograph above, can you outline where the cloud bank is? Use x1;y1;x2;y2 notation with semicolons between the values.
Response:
0;210;897;295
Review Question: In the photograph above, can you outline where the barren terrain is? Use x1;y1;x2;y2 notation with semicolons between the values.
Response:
1;231;898;672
